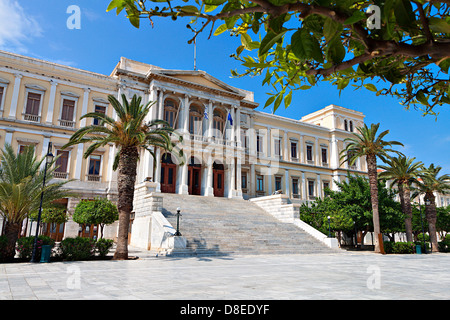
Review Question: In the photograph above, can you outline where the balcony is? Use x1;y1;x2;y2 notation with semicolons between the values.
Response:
23;113;40;122
53;172;69;179
322;162;329;168
59;119;75;128
87;174;101;182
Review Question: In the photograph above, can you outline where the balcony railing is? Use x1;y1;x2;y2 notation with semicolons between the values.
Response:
23;113;40;122
87;174;101;182
53;171;69;179
59;119;75;128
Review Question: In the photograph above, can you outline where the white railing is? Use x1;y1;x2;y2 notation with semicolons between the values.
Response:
87;174;101;182
53;172;69;179
23;114;40;122
59;119;75;128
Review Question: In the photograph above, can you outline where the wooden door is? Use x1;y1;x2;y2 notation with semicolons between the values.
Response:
213;169;224;197
161;163;177;193
188;165;202;195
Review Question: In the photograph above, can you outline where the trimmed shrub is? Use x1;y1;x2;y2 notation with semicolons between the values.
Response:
60;237;96;261
391;242;415;254
16;236;55;259
383;241;394;254
438;235;450;252
95;238;114;258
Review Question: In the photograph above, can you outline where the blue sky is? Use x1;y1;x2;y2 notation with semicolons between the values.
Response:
1;0;449;174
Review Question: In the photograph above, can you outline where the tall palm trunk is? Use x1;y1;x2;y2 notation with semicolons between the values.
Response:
402;184;414;242
113;146;139;260
4;221;20;261
366;154;383;253
424;193;439;252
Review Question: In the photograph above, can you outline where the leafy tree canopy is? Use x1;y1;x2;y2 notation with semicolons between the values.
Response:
107;0;450;116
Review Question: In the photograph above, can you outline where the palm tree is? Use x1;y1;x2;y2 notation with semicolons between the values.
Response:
63;94;184;260
378;156;423;242
413;164;450;252
340;123;403;253
0;144;70;261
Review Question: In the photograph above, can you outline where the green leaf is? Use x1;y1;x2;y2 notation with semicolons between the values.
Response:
364;83;378;92
394;0;415;30
344;10;366;25
241;33;252;50
204;0;227;5
273;92;283;112
264;94;276;108
327;37;346;64
428;17;450;34
179;5;199;13
416;90;428;105
284;90;292;109
438;58;450;74
106;0;124;12
213;24;228;36
259;31;287;58
291;29;323;62
323;17;342;43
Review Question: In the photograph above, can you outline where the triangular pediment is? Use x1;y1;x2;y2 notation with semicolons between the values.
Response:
152;70;243;96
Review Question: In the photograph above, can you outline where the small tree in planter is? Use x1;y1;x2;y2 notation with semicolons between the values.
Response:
29;205;68;236
74;198;118;239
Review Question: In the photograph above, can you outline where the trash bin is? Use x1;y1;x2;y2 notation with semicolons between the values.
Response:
416;245;422;254
40;245;51;263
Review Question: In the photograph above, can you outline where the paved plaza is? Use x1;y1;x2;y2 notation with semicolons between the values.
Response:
0;248;449;301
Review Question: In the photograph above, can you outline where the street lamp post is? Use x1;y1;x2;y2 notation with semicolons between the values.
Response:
30;142;54;263
174;207;182;236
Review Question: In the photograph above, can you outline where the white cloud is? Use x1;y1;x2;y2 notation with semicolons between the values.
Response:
0;0;42;53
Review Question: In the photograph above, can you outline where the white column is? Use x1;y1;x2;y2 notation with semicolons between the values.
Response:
284;131;289;161
154;148;162;192
79;88;90;127
317;174;322;198
45;80;58;125
330;134;339;169
74;144;84;180
301;171;307;200
228;158;236;198
299;134;304;163
158;89;164;121
228;107;235;142
204;156;214;197
267;167;273;195
284;169;290;197
315;137;320;166
267;128;271;158
236;156;242;198
178;162;189;194
206;100;213;139
183;95;190;134
235;106;241;147
4;130;13;146
8;73;22;119
250;164;256;197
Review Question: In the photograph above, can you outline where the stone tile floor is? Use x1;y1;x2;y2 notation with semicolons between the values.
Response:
0;247;449;300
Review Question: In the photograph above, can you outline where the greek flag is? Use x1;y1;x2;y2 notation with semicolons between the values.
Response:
227;112;233;125
204;110;208;120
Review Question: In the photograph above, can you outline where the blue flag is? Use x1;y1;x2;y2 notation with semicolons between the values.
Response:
227;112;233;125
204;110;208;120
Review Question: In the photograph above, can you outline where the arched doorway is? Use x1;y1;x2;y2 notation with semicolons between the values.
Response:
161;153;177;193
188;156;202;196
213;162;225;197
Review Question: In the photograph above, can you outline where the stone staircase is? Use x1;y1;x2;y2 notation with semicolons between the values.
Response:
160;193;338;256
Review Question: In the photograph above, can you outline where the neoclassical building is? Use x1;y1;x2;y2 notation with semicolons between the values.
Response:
0;50;379;241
